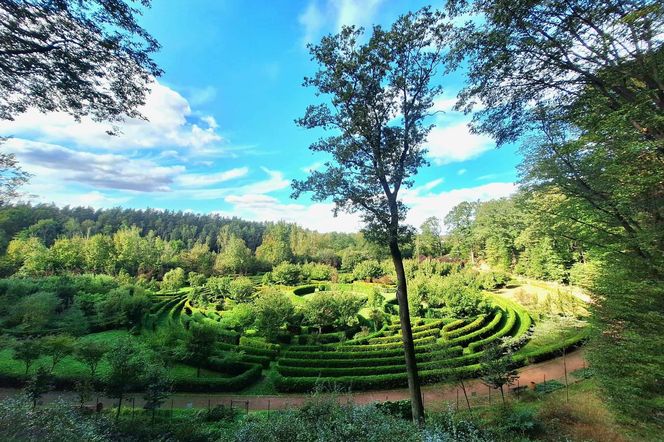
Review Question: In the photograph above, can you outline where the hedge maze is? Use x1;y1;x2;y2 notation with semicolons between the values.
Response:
130;285;590;394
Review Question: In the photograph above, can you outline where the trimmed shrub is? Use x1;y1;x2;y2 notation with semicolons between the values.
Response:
467;308;518;353
239;336;280;353
292;285;317;296
442;315;487;340
446;311;503;347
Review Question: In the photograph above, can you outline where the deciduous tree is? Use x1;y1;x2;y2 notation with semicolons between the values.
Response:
292;8;450;421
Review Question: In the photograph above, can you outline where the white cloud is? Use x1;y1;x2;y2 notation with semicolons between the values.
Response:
335;0;384;30
298;0;385;46
219;194;363;233
0;81;222;153
19;190;131;210
417;178;444;192
188;86;218;106
179;167;290;200
403;182;517;229
176;167;249;187
457;168;467;175
5;138;185;192
432;96;458;113
426;122;494;165
218;181;516;233
298;2;325;46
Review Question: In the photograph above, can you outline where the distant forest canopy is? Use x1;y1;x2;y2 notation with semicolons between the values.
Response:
0;196;590;286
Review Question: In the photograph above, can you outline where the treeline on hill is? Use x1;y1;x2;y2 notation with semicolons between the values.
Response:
0;204;394;279
0;195;595;287
443;193;596;287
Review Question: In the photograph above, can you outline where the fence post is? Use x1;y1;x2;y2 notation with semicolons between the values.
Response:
267;400;270;418
245;401;249;414
208;398;211;413
488;386;491;405
563;347;569;403
456;389;459;411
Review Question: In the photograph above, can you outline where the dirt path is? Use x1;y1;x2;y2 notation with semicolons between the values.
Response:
0;349;587;412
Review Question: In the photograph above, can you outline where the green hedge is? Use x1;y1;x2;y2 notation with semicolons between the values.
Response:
386;319;425;332
276;350;484;378
172;364;262;392
293;285;318;296
337;335;436;351
217;342;278;358
278;347;464;369
442;314;487;339
286;335;437;354
467;308;518;353
514;329;590;364
445;311;503;347
274;363;482;393
283;342;444;360
368;327;440;344
442;318;467;333
239;336;281;353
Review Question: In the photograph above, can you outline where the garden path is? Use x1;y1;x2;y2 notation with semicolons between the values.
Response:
0;349;587;412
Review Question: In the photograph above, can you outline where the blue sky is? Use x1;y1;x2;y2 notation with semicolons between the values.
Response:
0;0;519;232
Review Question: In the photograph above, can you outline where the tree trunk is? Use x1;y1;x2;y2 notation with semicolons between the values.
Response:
389;240;425;424
499;385;505;404
116;394;123;422
460;379;471;411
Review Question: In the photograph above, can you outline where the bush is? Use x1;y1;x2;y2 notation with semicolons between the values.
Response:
447;311;503;347
301;262;336;281
161;268;186;292
232;397;419;442
271;262;302;285
352;260;385;282
375;400;412;420
292;285;317;296
228;277;255;302
468;308;518;353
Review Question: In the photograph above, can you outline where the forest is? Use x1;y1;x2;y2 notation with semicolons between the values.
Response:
0;0;662;441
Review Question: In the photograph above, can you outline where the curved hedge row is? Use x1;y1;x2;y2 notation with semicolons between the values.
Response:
442;314;487;339
293;285;318;296
278;346;464;369
445;311;503;347
274;329;589;393
172;362;262;392
282;342;444;360
274;363;483;393
467;308;518;353
368;327;440;344
442;318;467;333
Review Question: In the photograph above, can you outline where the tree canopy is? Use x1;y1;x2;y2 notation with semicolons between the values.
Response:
0;0;161;125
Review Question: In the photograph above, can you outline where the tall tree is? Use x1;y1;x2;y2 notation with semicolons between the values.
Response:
292;8;450;423
415;216;445;258
444;201;479;263
0;0;161;124
184;322;218;377
104;337;146;422
446;0;664;420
